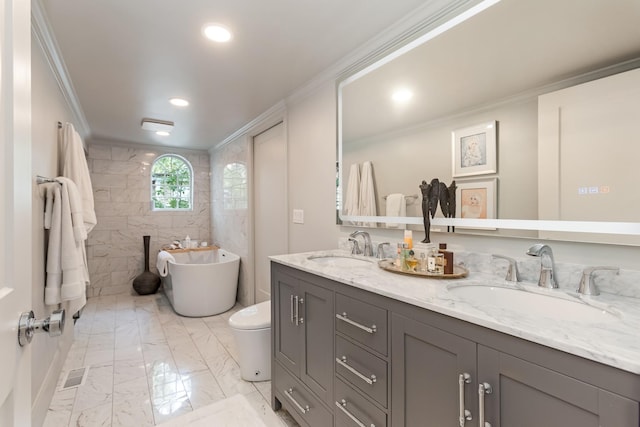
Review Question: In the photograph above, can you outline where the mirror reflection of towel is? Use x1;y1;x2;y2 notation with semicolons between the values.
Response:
386;193;406;228
359;161;377;227
344;163;360;216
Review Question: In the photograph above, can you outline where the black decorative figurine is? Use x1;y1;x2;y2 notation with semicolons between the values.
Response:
420;180;433;243
420;178;458;242
133;235;161;295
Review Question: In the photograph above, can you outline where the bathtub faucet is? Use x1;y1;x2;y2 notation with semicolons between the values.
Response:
349;230;373;257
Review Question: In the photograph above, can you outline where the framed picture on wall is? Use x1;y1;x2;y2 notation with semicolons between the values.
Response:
452;120;497;177
455;178;497;229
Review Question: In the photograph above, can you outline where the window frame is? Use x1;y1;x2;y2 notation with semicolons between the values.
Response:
150;154;194;212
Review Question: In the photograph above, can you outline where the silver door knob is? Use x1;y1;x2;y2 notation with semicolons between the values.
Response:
18;309;65;346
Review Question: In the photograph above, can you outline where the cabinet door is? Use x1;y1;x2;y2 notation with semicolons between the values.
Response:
478;345;640;427
300;279;334;405
274;270;302;376
391;313;477;427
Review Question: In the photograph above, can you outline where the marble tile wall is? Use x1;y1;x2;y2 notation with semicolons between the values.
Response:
87;141;211;297
210;137;252;306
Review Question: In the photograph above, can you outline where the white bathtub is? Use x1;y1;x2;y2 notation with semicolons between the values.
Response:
162;248;240;317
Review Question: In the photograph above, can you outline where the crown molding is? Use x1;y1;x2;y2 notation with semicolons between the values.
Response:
31;0;91;139
211;100;287;152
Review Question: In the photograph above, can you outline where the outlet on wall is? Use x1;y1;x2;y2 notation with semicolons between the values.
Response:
292;209;304;224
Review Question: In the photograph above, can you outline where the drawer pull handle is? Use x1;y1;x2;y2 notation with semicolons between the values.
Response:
458;372;472;427
336;356;377;385
336;312;377;334
335;399;375;427
478;382;493;427
284;388;310;414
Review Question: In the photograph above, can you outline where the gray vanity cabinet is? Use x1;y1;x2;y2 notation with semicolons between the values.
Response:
478;346;640;427
391;313;477;427
390;310;640;427
272;265;335;426
272;262;640;427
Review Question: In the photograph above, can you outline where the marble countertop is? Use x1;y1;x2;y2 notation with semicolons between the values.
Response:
270;250;640;375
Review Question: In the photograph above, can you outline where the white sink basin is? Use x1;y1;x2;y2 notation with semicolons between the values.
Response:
307;255;374;268
448;285;619;323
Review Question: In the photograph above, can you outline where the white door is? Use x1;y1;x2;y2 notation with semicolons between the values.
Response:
253;122;287;303
0;0;33;425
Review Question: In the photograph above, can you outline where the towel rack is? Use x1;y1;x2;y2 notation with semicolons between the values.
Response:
36;175;56;184
383;194;418;200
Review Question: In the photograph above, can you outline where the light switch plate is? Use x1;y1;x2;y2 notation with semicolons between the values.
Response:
292;209;304;224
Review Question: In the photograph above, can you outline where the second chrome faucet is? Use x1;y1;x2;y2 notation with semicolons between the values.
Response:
526;243;558;289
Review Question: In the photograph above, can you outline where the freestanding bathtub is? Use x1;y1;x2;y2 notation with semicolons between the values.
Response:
161;248;240;317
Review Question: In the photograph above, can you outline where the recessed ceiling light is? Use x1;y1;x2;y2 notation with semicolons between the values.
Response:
169;98;189;107
203;24;232;43
156;131;170;136
392;88;413;103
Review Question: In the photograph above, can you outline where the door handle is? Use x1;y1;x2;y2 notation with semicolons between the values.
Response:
290;295;295;324
458;372;472;426
478;382;493;427
18;309;65;346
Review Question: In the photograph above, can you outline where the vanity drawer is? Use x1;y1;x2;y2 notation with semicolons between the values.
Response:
335;377;387;427
336;293;388;356
336;335;388;407
275;363;332;427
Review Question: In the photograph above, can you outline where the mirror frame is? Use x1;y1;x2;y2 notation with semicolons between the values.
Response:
337;0;640;238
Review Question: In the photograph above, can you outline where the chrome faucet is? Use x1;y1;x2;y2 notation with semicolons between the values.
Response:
377;242;391;259
492;254;520;282
349;230;373;257
577;266;619;296
348;238;361;255
526;244;558;289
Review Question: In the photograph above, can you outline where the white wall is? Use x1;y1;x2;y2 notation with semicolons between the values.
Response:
31;36;76;427
287;83;343;253
87;140;211;297
210;135;252;306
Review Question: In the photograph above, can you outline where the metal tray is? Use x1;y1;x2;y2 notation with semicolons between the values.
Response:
377;259;469;279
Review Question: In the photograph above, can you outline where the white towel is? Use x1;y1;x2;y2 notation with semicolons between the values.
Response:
386;193;406;229
156;251;176;277
60;123;97;234
44;178;88;315
359;161;377;227
344;163;360;216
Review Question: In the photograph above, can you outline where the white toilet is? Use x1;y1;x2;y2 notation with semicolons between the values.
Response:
228;300;271;381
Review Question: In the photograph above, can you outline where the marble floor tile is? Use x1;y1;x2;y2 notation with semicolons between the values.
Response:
44;292;299;427
182;371;226;409
69;401;112;427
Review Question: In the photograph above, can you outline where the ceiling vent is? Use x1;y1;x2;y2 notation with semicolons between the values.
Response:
141;118;174;133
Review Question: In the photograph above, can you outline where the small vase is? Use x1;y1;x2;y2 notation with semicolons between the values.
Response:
132;235;161;295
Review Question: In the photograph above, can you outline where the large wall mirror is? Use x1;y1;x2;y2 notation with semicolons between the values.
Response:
337;0;640;245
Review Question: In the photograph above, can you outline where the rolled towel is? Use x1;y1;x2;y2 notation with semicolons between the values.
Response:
156;251;176;277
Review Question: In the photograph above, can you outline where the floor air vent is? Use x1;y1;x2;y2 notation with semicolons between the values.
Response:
61;367;89;390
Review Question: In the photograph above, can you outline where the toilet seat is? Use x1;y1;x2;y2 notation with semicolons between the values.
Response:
229;300;271;330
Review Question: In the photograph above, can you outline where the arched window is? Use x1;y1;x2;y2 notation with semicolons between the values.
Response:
223;162;247;209
151;154;193;211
